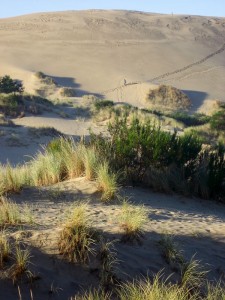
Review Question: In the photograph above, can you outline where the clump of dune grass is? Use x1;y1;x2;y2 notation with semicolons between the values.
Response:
0;197;34;226
117;273;190;300
0;164;28;195
146;84;191;111
55;138;85;179
205;282;225;300
0;197;22;226
158;233;184;265
180;255;208;292
0;229;11;268
118;200;148;244
58;203;97;264
72;289;112;300
98;239;119;287
96;161;118;202
83;147;99;180
30;151;64;186
59;87;76;97
9;243;33;283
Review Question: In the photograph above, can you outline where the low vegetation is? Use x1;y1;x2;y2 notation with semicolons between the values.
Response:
58;203;97;264
146;85;191;111
158;234;184;265
210;108;225;131
96;162;118;201
0;197;34;226
118;200;148;243
91;117;225;201
0;75;24;94
0;93;53;117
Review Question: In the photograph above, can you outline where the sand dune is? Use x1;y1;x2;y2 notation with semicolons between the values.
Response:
0;10;225;106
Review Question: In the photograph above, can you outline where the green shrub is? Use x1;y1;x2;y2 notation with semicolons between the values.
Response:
167;112;210;127
94;100;114;111
210;109;225;131
0;75;24;94
91;117;225;201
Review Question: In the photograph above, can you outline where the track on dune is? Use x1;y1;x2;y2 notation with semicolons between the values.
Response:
102;42;225;95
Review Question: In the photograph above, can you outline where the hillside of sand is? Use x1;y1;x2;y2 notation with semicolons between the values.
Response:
0;10;225;110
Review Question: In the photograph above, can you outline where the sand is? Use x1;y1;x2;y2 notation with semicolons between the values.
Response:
0;178;224;299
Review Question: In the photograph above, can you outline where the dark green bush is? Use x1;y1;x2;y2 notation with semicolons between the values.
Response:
0;94;24;116
210;110;225;131
167;112;210;127
94;100;114;111
91;117;225;201
0;75;24;94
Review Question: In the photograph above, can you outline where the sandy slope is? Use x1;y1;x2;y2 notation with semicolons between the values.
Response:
0;10;225;107
1;10;225;165
0;178;224;299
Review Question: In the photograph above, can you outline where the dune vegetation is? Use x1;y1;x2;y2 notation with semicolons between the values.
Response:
0;66;224;300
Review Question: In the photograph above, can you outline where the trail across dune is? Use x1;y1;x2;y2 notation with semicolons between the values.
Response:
102;42;225;97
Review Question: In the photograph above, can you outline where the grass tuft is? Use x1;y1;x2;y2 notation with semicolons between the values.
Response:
118;200;148;244
180;255;208;292
58;203;97;264
158;233;184;265
9;244;33;283
96;161;118;202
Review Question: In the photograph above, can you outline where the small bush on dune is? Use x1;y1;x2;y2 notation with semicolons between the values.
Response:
118;201;148;244
0;75;24;94
59;87;76;97
0;94;24;116
210;109;225;131
146;84;191;111
167;112;210;127
94;100;114;111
